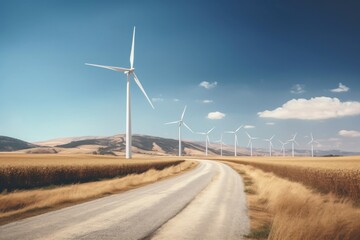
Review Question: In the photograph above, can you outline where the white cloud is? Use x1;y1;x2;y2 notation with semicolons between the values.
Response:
152;97;164;102
338;130;360;138
207;111;225;120
290;84;306;94
244;125;255;129
199;81;218;89
258;97;360;120
202;100;213;104
173;98;180;102
331;83;349;93
266;122;275;125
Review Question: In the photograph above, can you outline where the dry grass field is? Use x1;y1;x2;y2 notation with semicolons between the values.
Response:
212;156;360;202
0;153;196;224
225;161;360;240
0;154;184;191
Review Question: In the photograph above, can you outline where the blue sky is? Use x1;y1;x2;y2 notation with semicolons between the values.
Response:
1;0;360;151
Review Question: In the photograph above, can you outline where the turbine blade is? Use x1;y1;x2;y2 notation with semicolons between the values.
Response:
130;26;135;69
207;127;215;134
294;140;300;146
247;139;251;148
235;125;243;132
245;131;251;138
183;122;194;133
85;63;130;72
270;135;275;140
165;120;180;125
132;72;154;109
181;106;187;121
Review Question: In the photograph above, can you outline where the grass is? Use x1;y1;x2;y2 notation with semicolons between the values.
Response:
213;156;360;202
224;160;360;240
0;154;184;191
0;157;197;225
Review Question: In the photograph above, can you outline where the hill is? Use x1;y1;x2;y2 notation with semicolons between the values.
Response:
0;136;38;151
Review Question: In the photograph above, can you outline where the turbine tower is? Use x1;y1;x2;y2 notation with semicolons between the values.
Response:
264;135;275;157
245;132;257;157
214;133;226;156
279;140;289;157
196;127;215;156
225;125;243;157
86;27;154;159
308;133;319;157
288;133;299;157
165;106;193;156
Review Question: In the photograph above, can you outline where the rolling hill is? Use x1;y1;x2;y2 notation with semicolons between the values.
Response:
0;136;38;151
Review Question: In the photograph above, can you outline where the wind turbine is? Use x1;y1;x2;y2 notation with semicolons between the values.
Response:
196;127;215;156
308;133;319;157
165;106;193;156
264;135;275;157
214;133;226;156
288;133;299;157
245;132;257;157
85;27;154;159
279;140;289;157
225;125;243;156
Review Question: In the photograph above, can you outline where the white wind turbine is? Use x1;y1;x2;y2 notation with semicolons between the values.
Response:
196;127;215;156
214;133;226;156
85;27;154;159
264;135;275;157
245;132;257;157
279;140;289;157
225;125;243;156
308;133;319;157
288;133;299;157
165;106;194;156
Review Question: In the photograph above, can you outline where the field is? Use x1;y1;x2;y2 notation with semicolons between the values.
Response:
0;154;184;192
211;156;360;202
0;153;196;224
225;161;360;240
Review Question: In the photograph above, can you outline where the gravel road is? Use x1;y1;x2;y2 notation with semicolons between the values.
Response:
0;160;249;240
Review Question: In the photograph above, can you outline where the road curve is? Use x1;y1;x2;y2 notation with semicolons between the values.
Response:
0;160;249;240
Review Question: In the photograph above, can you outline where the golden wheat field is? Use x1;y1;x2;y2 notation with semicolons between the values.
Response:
212;156;360;202
0;154;184;192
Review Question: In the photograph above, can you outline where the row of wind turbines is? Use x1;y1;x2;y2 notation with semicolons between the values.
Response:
165;106;319;157
85;26;318;159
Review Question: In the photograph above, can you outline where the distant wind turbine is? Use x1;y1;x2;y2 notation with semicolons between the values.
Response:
308;133;319;157
214;133;226;156
165;106;193;156
196;127;215;156
225;125;243;156
264;135;275;157
279;140;289;157
288;133;299;157
245;132;257;157
85;27;154;159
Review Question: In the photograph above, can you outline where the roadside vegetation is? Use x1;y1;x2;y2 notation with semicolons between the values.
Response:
223;160;360;240
0;157;196;225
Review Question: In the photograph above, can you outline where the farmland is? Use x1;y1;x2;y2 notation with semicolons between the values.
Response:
0;154;184;192
226;161;360;240
213;156;360;202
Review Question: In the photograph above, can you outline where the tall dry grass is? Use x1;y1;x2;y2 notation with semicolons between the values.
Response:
0;154;183;191
0;161;197;225
219;157;360;202
227;162;360;240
